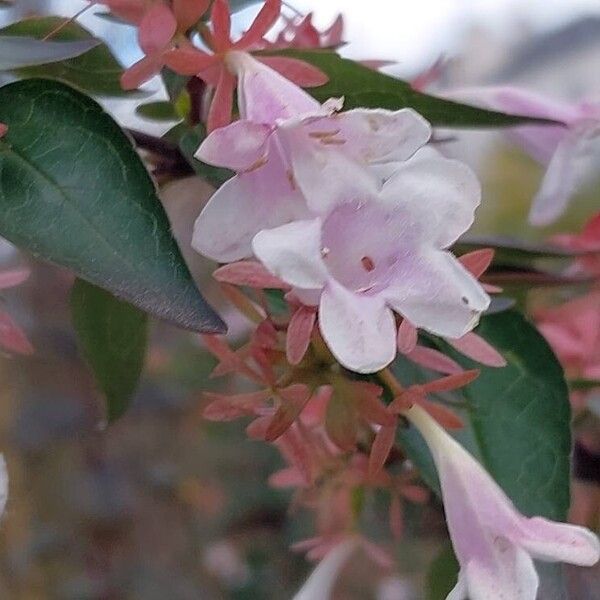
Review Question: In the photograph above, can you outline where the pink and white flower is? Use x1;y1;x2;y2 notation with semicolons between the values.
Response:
406;403;600;600
192;52;432;263
448;86;600;226
252;146;489;373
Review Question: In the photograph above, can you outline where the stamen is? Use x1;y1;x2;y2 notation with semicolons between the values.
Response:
309;129;341;139
321;246;331;258
361;256;375;272
286;170;297;190
245;156;268;173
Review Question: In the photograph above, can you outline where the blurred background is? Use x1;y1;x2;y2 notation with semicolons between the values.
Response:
0;1;599;598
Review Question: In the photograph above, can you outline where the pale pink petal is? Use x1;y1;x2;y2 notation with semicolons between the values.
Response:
463;548;539;600
238;0;281;47
0;457;6;518
292;539;359;600
0;267;30;289
196;120;272;171
214;261;288;288
379;148;481;248
334;107;431;164
405;345;463;374
173;0;210;30
252;219;328;289
138;3;176;54
278;129;379;214
529;122;600;226
397;319;418;354
192;152;308;262
207;69;235;132
257;56;328;87
516;517;600;566
319;279;396;373
121;54;164;89
386;250;490;339
0;311;33;355
228;52;320;123
446;332;507;368
287;306;316;365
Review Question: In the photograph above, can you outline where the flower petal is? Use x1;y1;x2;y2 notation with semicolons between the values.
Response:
529;122;600;226
193;156;307;262
319;279;396;373
386;250;490;339
253;219;328;289
380;148;481;248
228;52;320;123
334;107;431;164
516;517;600;566
196;120;272;171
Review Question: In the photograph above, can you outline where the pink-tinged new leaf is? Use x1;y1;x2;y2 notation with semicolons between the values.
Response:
163;47;217;75
400;484;429;504
405;345;463;374
277;426;312;484
581;211;600;243
173;0;210;31
322;14;344;47
257;56;328;87
207;69;235;131
447;332;507;367
238;0;282;47
138;2;177;54
210;0;232;51
0;311;33;355
0;123;7;138
397;319;418;354
286;306;316;365
0;267;30;289
368;424;396;477
214;261;289;289
246;414;272;439
459;248;494;279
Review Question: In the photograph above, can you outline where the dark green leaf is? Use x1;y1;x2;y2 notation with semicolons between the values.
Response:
0;17;129;96
426;542;459;600
136;101;180;122
179;123;234;187
267;50;556;128
0;34;99;70
71;279;148;422
569;378;600;391
0;78;224;333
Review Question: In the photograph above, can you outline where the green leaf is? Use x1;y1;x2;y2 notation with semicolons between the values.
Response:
71;279;148;422
268;50;557;128
393;310;571;521
179;123;234;187
426;542;459;600
0;78;225;333
136;101;180;122
0;34;99;70
569;378;600;391
0;17;128;96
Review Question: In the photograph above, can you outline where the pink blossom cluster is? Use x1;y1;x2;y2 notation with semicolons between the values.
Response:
94;1;600;597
